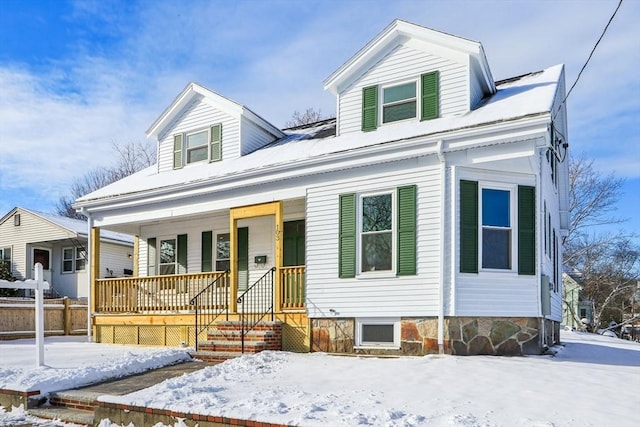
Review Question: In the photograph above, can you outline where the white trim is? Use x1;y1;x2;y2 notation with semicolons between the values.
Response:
354;317;401;349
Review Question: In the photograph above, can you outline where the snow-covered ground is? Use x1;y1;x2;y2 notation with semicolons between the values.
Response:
1;331;638;427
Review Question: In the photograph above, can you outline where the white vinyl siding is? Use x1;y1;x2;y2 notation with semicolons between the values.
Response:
240;116;278;155
338;44;468;135
306;163;441;318
455;168;538;317
158;98;239;172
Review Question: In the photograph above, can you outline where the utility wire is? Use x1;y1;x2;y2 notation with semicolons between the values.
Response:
552;0;624;120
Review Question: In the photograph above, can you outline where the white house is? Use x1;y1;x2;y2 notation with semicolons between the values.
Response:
74;20;569;356
0;207;134;299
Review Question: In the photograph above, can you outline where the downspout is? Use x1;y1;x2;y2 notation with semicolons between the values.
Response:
81;207;93;343
537;146;545;349
437;140;446;354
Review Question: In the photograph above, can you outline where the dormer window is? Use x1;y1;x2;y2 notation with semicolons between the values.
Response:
382;81;417;124
173;123;222;169
362;71;439;132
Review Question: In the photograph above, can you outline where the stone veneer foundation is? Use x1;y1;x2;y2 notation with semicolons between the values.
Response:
311;317;560;356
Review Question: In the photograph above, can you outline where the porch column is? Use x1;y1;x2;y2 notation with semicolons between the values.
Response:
90;227;100;317
230;217;238;313
274;201;283;312
133;235;139;277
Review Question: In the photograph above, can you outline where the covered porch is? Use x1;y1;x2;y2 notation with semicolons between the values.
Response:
88;200;309;352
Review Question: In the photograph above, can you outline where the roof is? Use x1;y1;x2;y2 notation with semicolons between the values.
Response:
0;207;134;245
146;82;285;140
324;19;495;96
76;64;563;206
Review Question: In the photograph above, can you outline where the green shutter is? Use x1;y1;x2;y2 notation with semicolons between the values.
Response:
397;185;417;275
177;234;188;274
362;86;378;132
518;185;536;275
460;180;478;273
339;193;356;278
147;237;157;276
237;227;249;290
421;71;439;121
173;134;183;169
210;123;222;162
201;231;213;272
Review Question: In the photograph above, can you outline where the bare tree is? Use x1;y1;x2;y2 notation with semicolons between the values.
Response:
55;141;156;219
563;153;639;329
285;108;329;128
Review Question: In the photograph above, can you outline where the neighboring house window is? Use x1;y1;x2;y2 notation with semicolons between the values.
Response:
459;180;535;275
154;235;187;275
62;247;86;273
580;308;587;319
355;318;400;348
0;247;12;271
362;71;439;132
62;248;74;273
76;248;86;271
339;185;416;278
173;124;222;169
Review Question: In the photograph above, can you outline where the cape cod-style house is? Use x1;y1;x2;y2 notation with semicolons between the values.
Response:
0;207;133;299
73;20;569;356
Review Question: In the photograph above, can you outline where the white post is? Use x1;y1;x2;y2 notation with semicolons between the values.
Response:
34;263;45;367
0;266;49;367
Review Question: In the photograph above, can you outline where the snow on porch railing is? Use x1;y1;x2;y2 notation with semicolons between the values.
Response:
96;272;228;313
280;266;305;310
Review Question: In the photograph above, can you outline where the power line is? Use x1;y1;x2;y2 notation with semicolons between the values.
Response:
553;0;624;120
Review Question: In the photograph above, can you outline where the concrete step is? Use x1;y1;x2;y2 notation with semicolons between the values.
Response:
27;406;93;426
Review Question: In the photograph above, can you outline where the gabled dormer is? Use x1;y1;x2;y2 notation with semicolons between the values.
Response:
324;19;496;136
147;82;285;173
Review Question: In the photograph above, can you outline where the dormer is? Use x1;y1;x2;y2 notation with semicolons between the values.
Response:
324;20;496;136
147;83;285;173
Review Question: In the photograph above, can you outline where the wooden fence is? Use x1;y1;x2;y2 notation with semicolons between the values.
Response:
0;297;87;340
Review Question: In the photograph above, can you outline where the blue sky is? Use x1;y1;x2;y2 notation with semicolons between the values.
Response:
0;0;638;241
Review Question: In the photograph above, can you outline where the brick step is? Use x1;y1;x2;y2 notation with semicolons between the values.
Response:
206;329;278;342
215;320;282;332
189;350;244;363
27;406;93;426
197;340;266;353
49;390;97;411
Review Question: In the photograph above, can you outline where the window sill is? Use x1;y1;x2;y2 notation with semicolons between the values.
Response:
354;344;400;350
356;271;397;280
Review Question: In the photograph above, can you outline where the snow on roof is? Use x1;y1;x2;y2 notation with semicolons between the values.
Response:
19;208;134;245
77;64;563;204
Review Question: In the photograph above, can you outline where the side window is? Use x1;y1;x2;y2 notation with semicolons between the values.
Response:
1;247;12;271
62;248;74;273
481;188;512;270
75;248;86;271
216;233;230;271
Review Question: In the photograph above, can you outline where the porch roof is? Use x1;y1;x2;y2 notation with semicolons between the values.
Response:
76;64;563;206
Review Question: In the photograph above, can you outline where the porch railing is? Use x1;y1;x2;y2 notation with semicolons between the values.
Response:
280;266;305;310
190;270;230;351
96;272;229;313
237;267;275;353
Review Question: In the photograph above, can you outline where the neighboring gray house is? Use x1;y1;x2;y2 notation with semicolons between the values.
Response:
0;207;133;299
74;20;569;355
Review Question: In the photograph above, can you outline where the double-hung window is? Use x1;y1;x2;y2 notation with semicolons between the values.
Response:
216;233;230;272
360;192;394;272
173;123;222;169
362;71;439;132
339;185;416;278
159;239;177;275
186;130;208;163
481;187;514;270
460;180;535;275
382;82;417;124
